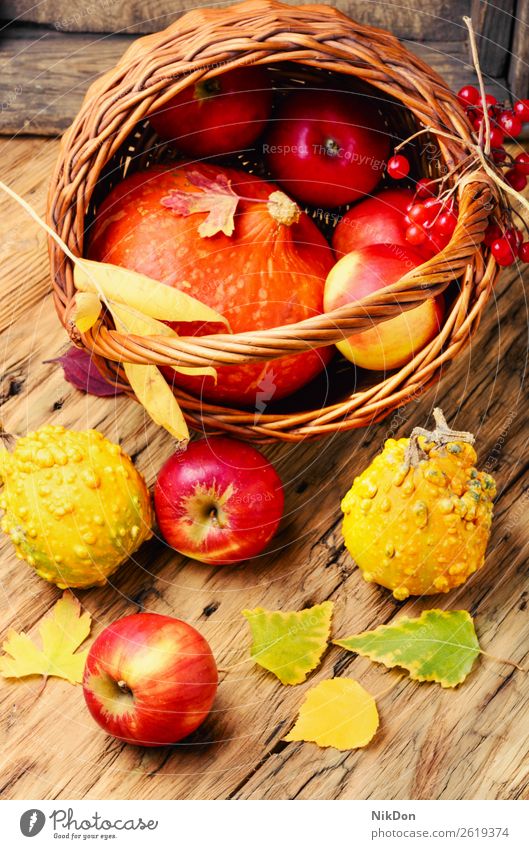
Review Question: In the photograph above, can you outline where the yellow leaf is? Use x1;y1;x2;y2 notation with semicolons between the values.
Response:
285;678;379;750
124;361;189;444
74;258;229;328
73;292;102;333
110;303;217;382
0;591;92;685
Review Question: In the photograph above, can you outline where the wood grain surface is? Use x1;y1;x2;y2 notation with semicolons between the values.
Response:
0;26;509;136
2;0;472;39
0;136;528;801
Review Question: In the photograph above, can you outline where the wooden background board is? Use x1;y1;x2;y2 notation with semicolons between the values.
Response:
1;0;476;38
0;135;528;801
0;0;524;135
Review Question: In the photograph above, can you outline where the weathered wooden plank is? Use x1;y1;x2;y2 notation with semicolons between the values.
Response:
471;0;515;78
508;0;529;98
0;29;508;137
0;30;132;135
0;136;528;801
1;1;472;40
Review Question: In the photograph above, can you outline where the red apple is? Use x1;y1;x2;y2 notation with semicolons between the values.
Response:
324;244;444;371
83;612;218;747
263;89;390;207
154;437;284;564
332;188;414;256
149;67;272;157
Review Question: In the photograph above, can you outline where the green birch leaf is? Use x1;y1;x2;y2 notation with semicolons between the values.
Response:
242;601;334;685
334;609;480;688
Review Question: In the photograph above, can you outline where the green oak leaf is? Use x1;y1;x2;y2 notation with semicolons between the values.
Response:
334;609;480;688
242;601;334;685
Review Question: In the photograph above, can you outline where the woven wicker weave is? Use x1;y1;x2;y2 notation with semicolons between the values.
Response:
47;0;499;442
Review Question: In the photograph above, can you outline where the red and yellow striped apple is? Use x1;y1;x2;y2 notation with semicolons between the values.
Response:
83;612;218;746
324;244;444;371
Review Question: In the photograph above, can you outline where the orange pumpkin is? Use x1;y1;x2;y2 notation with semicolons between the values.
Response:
88;163;334;407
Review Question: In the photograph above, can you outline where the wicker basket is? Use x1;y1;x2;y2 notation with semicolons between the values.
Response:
47;0;499;442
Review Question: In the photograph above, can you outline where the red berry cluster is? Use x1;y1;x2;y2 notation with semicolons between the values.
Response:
404;183;457;253
457;85;529;190
484;222;529;267
386;84;529;268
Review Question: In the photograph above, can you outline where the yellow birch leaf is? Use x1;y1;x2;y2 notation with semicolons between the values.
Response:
74;258;229;328
0;591;92;686
109;303;217;381
73;291;102;333
285;678;379;750
124;361;189;444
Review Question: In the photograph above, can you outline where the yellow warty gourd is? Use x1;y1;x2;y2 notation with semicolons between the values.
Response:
0;425;153;588
341;409;496;600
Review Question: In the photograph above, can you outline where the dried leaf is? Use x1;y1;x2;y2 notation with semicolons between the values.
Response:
161;170;240;237
334;609;480;688
110;303;216;382
0;592;92;685
285;678;379;750
74;258;229;328
49;346;124;397
242;602;333;685
124;361;189;445
73;291;102;333
72;260;228;440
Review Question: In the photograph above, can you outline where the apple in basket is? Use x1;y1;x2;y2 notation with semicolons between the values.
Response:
324;244;445;371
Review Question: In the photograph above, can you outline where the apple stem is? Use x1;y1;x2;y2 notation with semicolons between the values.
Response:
117;679;133;696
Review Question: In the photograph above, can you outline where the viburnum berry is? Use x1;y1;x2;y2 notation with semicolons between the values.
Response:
405;223;426;245
484;223;502;246
488;126;504;148
514;99;529;122
484;93;498;107
458;85;480;106
408;202;429;225
518;242;529;262
514;152;529;175
387;154;410;180
423;197;442;223
415;177;435;198
435;210;457;237
505;227;523;248
498;110;523;137
505;168;527;191
491;237;517;266
492;147;508;164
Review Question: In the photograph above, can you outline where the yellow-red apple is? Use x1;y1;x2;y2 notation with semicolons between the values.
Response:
83;613;218;746
324;244;444;371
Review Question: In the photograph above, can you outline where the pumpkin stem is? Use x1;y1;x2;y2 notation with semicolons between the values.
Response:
267;191;301;227
405;407;475;467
